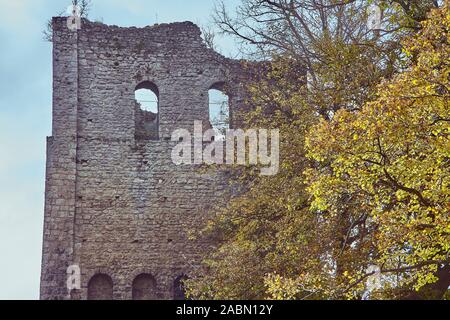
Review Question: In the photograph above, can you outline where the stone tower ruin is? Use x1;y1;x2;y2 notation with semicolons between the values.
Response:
40;17;244;300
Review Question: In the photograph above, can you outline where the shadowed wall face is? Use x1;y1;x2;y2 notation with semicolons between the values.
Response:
40;17;244;300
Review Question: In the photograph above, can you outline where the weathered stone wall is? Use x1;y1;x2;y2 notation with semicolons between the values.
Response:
40;17;244;300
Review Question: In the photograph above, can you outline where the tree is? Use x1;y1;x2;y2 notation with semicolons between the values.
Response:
305;5;449;299
187;57;321;299
187;1;447;300
213;0;445;117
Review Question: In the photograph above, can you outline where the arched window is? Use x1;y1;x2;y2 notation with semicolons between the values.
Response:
173;274;189;300
132;273;157;300
208;83;230;135
135;81;159;140
87;274;113;300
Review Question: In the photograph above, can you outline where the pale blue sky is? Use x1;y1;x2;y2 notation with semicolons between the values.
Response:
0;0;239;300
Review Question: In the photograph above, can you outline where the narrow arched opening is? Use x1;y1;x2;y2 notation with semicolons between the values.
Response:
208;82;230;136
87;273;113;300
132;273;157;300
135;81;159;140
173;274;189;300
